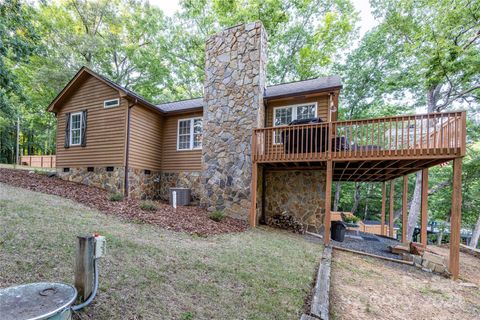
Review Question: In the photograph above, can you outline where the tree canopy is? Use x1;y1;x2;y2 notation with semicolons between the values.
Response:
0;0;479;246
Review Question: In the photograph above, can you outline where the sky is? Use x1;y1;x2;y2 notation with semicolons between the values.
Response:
149;0;377;37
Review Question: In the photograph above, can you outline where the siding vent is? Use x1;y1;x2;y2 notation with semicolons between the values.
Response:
104;99;120;109
106;166;114;172
87;167;94;172
63;168;70;173
144;170;151;175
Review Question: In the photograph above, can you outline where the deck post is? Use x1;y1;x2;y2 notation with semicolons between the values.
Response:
249;162;258;228
381;181;386;236
324;160;333;246
420;168;429;245
449;157;463;280
402;175;408;243
389;180;394;238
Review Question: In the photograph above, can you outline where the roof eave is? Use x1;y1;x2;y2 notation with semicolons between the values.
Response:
264;85;343;101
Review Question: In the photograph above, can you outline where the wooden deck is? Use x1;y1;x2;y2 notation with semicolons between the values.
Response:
249;111;467;280
252;111;466;181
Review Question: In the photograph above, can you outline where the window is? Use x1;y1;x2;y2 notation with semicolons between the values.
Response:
106;166;114;172
177;118;203;150
104;99;120;109
70;112;82;146
272;103;317;143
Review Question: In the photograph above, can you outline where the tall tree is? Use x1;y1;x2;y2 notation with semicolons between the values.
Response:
341;0;480;240
0;0;38;163
174;0;358;85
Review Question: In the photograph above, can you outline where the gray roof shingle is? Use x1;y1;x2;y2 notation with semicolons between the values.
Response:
156;75;342;113
264;75;342;99
156;97;203;112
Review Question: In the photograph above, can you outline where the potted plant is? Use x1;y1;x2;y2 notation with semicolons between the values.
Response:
342;215;360;228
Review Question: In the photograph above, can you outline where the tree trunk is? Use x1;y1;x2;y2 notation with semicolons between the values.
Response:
333;182;341;211
405;86;441;240
407;171;422;240
470;214;480;249
351;183;361;214
363;183;372;220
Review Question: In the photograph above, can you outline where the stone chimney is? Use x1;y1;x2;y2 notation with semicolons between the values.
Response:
201;22;267;219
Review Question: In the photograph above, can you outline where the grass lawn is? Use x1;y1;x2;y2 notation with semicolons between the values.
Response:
0;183;320;319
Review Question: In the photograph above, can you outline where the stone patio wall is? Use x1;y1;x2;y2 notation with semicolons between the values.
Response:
264;170;326;232
57;166;125;194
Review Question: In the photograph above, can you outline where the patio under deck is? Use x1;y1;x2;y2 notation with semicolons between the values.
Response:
249;111;467;279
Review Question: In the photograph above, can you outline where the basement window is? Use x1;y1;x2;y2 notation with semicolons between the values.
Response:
104;98;120;109
87;167;94;172
144;170;151;175
177;117;203;150
106;166;114;172
63;168;70;173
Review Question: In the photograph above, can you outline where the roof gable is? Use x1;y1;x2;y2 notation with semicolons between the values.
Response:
47;67;160;114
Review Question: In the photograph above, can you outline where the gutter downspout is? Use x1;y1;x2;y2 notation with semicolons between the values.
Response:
124;100;136;198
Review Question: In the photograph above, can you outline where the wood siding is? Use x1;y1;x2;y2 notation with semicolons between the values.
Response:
161;111;203;171
265;93;333;127
55;75;127;167
128;105;163;171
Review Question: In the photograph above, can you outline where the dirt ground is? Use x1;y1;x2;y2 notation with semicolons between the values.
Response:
0;168;247;235
330;250;480;320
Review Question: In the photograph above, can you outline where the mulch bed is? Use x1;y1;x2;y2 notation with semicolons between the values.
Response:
0;168;248;236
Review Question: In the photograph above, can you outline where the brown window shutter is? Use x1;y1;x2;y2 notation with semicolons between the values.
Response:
64;112;71;148
81;110;87;147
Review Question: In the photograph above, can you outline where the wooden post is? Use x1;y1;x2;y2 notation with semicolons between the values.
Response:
389;180;394;238
249;162;258;227
381;181;386;236
75;235;95;302
449;158;463;280
16;117;20;165
420;168;429;245
402;175;408;243
324;160;333;245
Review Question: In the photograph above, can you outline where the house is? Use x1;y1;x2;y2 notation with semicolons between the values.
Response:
48;22;466;279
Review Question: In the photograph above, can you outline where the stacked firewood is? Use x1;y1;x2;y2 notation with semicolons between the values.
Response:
267;212;305;234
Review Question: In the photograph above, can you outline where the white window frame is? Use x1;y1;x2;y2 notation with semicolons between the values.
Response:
272;102;318;144
70;112;83;146
177;117;203;151
104;98;120;109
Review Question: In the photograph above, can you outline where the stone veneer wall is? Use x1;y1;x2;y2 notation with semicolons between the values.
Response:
57;167;125;194
264;170;326;232
201;22;267;219
127;167;162;200
159;171;202;203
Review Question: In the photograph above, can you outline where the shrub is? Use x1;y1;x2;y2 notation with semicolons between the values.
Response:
343;215;360;224
109;192;124;202
139;200;158;211
209;210;225;222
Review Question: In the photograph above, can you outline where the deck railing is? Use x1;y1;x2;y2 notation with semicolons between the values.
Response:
253;111;466;163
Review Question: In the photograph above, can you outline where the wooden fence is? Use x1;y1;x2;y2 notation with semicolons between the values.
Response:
20;155;56;168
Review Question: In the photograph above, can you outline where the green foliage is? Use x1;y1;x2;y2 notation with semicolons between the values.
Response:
180;312;194;320
139;200;158;211
109;192;124;202
343;215;360;224
209;210;225;222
